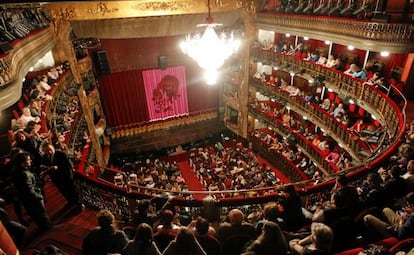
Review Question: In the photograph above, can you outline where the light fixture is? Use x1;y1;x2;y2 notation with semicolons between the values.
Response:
286;33;291;37
380;51;390;57
304;36;309;40
348;45;355;50
180;0;240;85
324;40;331;45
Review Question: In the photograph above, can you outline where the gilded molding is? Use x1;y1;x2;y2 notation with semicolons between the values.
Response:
236;0;256;15
87;2;119;15
132;1;196;11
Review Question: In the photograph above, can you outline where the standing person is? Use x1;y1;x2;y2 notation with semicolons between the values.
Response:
83;209;129;255
10;152;52;231
40;142;83;210
279;185;307;231
122;223;161;255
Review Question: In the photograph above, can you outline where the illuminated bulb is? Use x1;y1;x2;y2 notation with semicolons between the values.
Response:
29;67;34;72
324;40;331;45
348;45;354;50
380;51;390;57
304;37;309;40
349;99;355;104
286;33;291;37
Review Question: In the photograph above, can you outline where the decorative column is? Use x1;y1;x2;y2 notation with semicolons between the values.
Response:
77;86;105;168
46;7;82;84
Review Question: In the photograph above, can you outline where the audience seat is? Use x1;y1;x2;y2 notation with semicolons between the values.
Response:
389;238;414;253
334;247;364;255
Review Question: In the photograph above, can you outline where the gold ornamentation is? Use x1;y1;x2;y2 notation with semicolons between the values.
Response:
50;8;75;33
236;0;256;14
133;1;196;11
87;2;119;15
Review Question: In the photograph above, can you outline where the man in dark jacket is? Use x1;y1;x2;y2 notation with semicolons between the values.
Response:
41;142;83;209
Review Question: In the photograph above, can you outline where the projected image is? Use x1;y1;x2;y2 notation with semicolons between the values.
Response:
143;66;189;121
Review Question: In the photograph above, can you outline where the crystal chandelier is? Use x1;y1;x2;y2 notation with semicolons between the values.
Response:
180;0;240;85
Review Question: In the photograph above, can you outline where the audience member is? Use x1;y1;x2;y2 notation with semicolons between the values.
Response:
289;222;333;255
10;152;52;231
162;227;206;255
82;209;128;255
244;221;288;255
363;192;414;240
122;223;162;255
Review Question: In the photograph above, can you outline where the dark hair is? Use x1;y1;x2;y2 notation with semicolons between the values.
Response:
97;210;114;229
138;199;151;213
336;174;348;186
195;217;209;235
134;223;153;244
406;192;414;206
175;227;199;255
13;152;30;166
263;202;281;222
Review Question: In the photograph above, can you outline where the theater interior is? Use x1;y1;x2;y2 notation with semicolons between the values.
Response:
0;0;413;254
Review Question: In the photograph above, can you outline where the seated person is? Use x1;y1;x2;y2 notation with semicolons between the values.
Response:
325;55;336;68
316;54;327;65
332;103;345;118
344;64;367;80
289;222;334;255
18;107;40;128
363;192;414;240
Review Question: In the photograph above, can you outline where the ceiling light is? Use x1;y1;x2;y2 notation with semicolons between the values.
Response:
380;51;390;57
180;0;240;85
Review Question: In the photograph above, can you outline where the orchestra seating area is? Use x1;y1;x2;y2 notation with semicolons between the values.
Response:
0;2;413;255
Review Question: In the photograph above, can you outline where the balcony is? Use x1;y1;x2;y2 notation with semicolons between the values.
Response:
256;13;414;53
0;26;56;110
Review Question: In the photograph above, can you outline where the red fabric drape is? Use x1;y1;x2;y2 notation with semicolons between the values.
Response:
99;70;149;127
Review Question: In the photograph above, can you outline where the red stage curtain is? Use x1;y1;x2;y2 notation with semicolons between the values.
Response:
98;70;149;127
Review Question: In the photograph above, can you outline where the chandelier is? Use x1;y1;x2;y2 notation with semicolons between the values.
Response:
180;0;240;84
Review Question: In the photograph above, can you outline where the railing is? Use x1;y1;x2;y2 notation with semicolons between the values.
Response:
249;77;367;162
250;48;405;141
257;13;414;44
248;105;338;176
112;108;218;139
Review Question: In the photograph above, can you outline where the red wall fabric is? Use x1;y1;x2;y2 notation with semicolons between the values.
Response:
97;37;219;127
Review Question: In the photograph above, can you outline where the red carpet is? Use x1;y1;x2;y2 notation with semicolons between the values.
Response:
176;161;206;200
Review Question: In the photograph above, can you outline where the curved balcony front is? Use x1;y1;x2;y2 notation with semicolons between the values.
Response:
256;13;414;53
0;26;56;111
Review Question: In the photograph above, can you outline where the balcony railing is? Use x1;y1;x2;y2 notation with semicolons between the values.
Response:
249;77;369;162
249;105;338;176
257;13;414;45
250;48;405;141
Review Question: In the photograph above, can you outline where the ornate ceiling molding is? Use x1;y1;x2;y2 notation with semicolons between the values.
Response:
44;0;251;21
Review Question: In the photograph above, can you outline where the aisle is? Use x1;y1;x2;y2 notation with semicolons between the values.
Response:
176;161;206;200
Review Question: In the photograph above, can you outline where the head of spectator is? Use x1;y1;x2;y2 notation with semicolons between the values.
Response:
14;152;31;169
248;221;288;255
134;223;154;243
97;209;115;231
41;142;56;159
138;199;151;214
173;227;203;254
228;209;244;226
195;217;209;236
14;130;26;144
263;202;282;222
311;222;333;252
